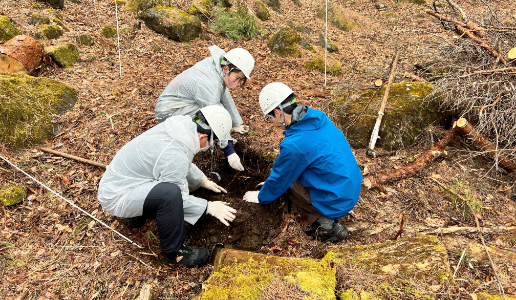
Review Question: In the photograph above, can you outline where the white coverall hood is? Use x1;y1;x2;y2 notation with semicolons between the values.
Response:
164;115;200;154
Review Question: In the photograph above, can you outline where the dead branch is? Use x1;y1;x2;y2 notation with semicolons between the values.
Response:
392;211;405;240
478;95;501;118
455;25;506;64
426;10;468;29
362;130;455;189
427;225;516;235
403;72;427;82
460;67;516;77
454;118;516;172
37;147;107;169
466;21;487;38
431;178;506;298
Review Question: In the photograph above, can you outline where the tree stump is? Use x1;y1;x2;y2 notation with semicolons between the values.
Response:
0;35;44;75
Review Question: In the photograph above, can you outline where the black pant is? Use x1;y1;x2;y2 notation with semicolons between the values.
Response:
141;182;186;254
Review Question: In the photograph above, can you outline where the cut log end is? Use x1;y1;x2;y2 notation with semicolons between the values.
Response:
0;54;28;74
456;118;468;128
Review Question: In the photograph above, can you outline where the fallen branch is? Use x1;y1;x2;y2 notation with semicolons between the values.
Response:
455;25;506;64
466;21;487;38
460;67;516;77
362;130;455;189
477;95;501;118
392;211;405;240
426;225;516;235
454;118;516;172
404;72;427;82
431;178;506;298
426;10;468;29
37;147;107;169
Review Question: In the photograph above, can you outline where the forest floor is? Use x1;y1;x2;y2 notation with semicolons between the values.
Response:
1;0;516;299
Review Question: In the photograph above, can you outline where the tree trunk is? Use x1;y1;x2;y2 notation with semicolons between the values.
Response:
454;118;516;172
0;35;44;75
363;130;455;189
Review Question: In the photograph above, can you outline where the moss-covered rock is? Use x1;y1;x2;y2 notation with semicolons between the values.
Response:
305;56;342;76
45;43;80;67
319;33;338;53
39;0;65;9
0;73;78;149
32;2;43;9
137;6;201;42
196;249;337;300
35;24;63;39
268;27;303;58
187;0;212;21
0;16;22;43
331;82;451;150
410;0;426;4
265;0;280;11
112;0;126;6
317;5;361;31
76;34;94;46
291;0;302;7
254;0;269;21
125;0;167;12
0;185;27;207
100;25;117;38
28;13;51;25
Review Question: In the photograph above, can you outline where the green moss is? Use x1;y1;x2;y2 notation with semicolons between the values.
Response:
409;0;426;4
28;14;51;25
255;0;270;21
0;15;22;42
268;28;302;58
124;0;162;13
137;7;201;42
265;0;280;11
41;0;65;9
101;25;117;38
53;17;69;31
316;5;359;31
0;185;27;207
32;2;43;9
46;43;80;68
76;34;94;46
35;24;63;39
187;0;212;20
151;45;163;52
0;73;78;149
477;293;516;300
305;56;342;76
291;0;302;7
318;34;338;53
112;0;126;5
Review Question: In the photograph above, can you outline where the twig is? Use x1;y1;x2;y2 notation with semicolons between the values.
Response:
430;178;506;299
37;147;107;169
453;248;467;278
427;225;516;234
460;67;516;77
455;25;506;64
392;211;405;240
478;95;501;118
125;252;156;270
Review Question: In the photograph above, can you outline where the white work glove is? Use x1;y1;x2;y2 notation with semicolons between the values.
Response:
206;201;236;226
227;153;244;171
200;178;227;193
230;125;249;134
243;191;260;203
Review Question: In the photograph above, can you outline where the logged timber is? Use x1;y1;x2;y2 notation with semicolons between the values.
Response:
38;147;107;169
363;130;455;189
454;118;516;172
0;35;44;75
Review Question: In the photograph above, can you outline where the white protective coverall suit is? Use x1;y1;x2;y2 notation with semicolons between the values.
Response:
154;45;243;148
97;115;208;224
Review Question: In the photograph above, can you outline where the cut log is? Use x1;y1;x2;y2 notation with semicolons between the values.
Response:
363;130;455;189
454;118;516;172
0;35;44;75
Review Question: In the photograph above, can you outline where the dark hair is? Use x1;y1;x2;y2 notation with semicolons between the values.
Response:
267;93;298;118
193;111;219;141
221;58;247;86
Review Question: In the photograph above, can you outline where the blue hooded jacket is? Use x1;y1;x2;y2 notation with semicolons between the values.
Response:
258;107;362;219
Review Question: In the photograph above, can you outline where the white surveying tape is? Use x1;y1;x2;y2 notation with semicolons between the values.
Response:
0;155;142;248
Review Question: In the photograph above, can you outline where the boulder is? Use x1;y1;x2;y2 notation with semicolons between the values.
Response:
0;16;22;43
305;56;342;76
254;0;269;21
35;24;63;39
187;0;212;21
0;185;27;207
28;13;51;25
317;5;365;31
45;43;80;67
265;0;280;12
100;25;117;38
268;28;302;58
76;34;94;46
196;249;337;300
137;7;201;42
331;82;451;151
0;73;78;149
319;34;338;53
38;0;64;9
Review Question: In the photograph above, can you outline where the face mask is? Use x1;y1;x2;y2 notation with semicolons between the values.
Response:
200;145;210;152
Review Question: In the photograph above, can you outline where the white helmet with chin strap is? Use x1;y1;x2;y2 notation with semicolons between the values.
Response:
199;105;232;141
223;48;255;79
259;82;296;129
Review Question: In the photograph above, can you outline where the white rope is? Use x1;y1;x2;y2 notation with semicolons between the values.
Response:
0;155;143;249
324;0;328;86
114;0;123;78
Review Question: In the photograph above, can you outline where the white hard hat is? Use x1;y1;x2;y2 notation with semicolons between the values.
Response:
200;105;232;140
259;82;295;115
224;48;255;79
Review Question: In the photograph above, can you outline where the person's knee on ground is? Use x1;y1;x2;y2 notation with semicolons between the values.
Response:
310;216;348;243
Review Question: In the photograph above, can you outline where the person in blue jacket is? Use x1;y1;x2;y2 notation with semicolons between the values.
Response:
243;82;362;242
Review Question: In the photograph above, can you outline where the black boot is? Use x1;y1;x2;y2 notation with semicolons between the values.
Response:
310;216;348;243
123;215;147;228
164;245;210;267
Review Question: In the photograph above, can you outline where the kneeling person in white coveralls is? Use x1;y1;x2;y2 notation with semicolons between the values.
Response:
97;105;236;267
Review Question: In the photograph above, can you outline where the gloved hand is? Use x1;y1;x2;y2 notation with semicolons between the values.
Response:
207;201;236;226
230;125;249;134
201;178;227;193
243;191;260;203
227;153;244;171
